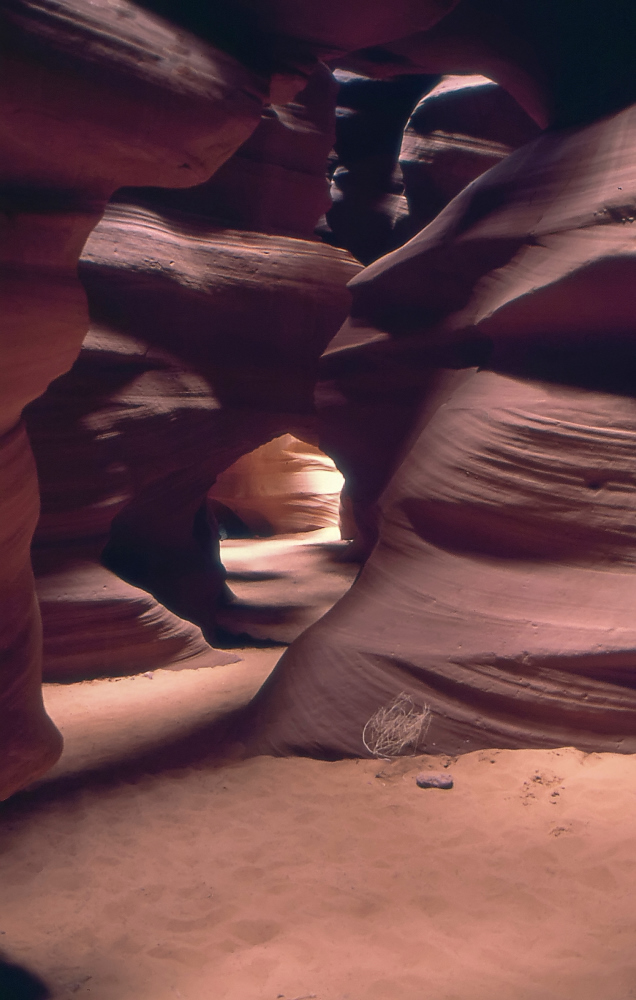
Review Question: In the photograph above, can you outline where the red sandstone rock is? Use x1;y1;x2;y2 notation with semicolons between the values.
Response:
209;434;345;537
26;207;359;669
246;97;636;757
316;75;538;549
134;62;338;240
0;0;268;798
398;73;540;236
23;57;358;673
34;552;238;682
227;0;459;64
5;0;636;799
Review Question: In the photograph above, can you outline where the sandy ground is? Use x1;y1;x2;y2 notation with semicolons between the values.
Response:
1;650;636;1000
217;527;359;643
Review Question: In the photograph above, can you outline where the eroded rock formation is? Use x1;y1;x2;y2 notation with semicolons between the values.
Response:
5;0;636;799
398;73;541;236
321;70;436;264
0;0;274;798
209;434;345;537
316;74;539;556
25;66;359;678
247;92;636;757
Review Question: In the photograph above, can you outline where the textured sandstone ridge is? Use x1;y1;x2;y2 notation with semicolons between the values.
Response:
25;59;360;677
246;97;636;757
5;0;636;798
34;554;238;682
317;75;538;554
0;0;271;797
128;62;338;239
322;71;538;266
399;74;541;235
27;204;358;675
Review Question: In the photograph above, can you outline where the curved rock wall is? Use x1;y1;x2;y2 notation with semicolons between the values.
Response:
316;74;538;556
4;0;636;798
127;61;338;239
398;73;541;236
247;95;636;756
25;63;359;678
0;0;270;799
209;434;345;537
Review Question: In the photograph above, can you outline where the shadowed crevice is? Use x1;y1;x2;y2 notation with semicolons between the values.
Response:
0;957;51;1000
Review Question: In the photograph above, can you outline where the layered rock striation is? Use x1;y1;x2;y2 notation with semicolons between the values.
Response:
398;73;541;237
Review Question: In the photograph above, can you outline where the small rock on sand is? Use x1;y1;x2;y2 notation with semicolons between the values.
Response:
416;772;453;789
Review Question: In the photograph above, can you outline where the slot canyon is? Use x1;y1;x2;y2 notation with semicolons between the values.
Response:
2;2;636;998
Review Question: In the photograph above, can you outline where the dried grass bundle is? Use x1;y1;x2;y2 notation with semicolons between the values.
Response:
362;692;431;759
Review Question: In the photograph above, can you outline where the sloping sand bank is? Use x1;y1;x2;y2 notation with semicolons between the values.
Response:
1;661;635;1000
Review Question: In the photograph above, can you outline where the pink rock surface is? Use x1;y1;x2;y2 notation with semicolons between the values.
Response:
34;552;238;682
0;0;268;798
246;96;636;757
399;74;541;235
26;208;359;668
17;38;357;697
209;434;345;537
5;0;636;800
136;62;338;240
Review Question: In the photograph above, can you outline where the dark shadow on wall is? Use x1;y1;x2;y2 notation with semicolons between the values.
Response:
0;957;51;1000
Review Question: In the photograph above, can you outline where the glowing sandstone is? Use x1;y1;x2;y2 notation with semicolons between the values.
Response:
209;434;345;537
1;0;458;798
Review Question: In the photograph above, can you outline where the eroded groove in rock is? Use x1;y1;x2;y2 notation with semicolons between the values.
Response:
398;74;541;237
314;75;538;556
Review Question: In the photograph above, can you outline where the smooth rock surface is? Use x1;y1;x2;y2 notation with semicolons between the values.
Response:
209;435;345;537
26;206;359;663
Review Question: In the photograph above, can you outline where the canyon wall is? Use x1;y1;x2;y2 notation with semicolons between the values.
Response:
248;97;636;757
25;63;359;679
0;0;273;798
4;0;636;797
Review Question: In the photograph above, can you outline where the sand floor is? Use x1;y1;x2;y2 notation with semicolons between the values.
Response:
217;527;359;643
1;653;636;1000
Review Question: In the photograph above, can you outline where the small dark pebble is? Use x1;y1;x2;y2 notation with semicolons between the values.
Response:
416;772;453;789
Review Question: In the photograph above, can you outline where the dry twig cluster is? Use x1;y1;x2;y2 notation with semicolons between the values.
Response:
362;692;431;759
